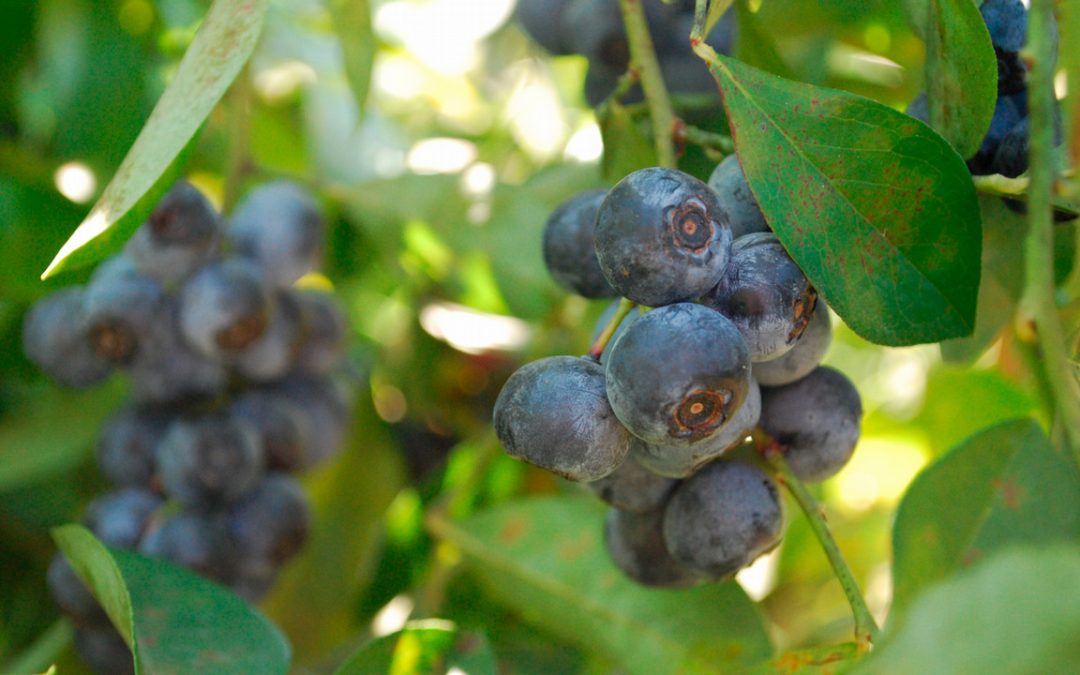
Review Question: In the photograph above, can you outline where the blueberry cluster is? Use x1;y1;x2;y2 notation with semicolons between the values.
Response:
514;0;734;106
495;162;863;587
26;181;351;673
907;0;1056;179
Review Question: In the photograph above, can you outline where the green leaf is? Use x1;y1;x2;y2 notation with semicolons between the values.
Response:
327;0;375;119
53;524;291;675
702;51;982;345
750;643;860;674
41;0;268;279
706;0;736;35
599;100;657;183
890;419;1080;622
856;545;1080;674
431;496;773;674
733;1;794;79
334;620;496;675
904;0;997;158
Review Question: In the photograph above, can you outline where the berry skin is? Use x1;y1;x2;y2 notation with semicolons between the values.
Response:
979;0;1027;53
292;289;349;375
605;507;702;588
586;456;677;513
74;626;135;675
80;256;165;365
515;0;575;54
138;511;234;582
231;389;311;471
994;47;1026;96
991;116;1029;178
83;487;163;549
47;554;109;626
605;303;750;447
595;167;734;306
225;473;310;566
228;181;325;288
662;460;784;579
494;355;631;482
707;154;770;239
703;232;817;362
272;375;354;467
905;92;929;125
542;189;618;299
155;413;264;508
633;378;761;478
21;288;113;388
96;407;168;489
232;291;302;383
967;95;1024;175
178;258;272;360
759;366;862;483
752;303;832;387
125;180;222;285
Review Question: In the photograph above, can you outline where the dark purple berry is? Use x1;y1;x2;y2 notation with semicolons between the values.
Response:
979;0;1027;53
272;375;353;467
752;304;832;387
515;0;575;54
292;289;349;375
73;626;134;675
79;256;165;365
229;181;325;287
83;487;163;549
232;291;302;382
707;154;770;239
178;258;272;359
231;389;311;471
47;554;109;627
96;407;168;489
542;189;618;299
22;288;113;387
128;298;228;405
605;507;702;588
225;473;310;566
125;181;222;284
586;455;677;513
139;511;234;582
155;413;264;508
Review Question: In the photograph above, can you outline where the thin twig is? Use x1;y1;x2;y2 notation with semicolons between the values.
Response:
619;0;678;168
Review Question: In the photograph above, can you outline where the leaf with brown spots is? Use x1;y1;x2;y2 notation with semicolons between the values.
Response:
53;524;290;675
890;419;1080;624
700;51;981;345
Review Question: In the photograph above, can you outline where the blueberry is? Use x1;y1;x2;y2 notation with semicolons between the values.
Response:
605;506;702;588
562;0;629;72
83;487;163;549
178;258;272;359
292;289;349;375
47;554;109;627
995;47;1026;96
138;511;234;582
633;377;760;478
991;116;1029;178
96;407;168;489
228;181;325;288
232;291;302;382
707;155;770;239
225;473;310;566
155;413;264;508
73;626;134;675
493;355;631;481
21;288;113;388
542;189;618;298
967;95;1024;175
272;375;354;467
586;455;677;513
605;303;750;447
515;0;575;54
905;92;929;125
703;232;817;362
662;460;784;579
128;298;228;405
759;366;862;483
596;168;733;305
751;303;832;387
231;389;311;471
979;0;1026;53
79;256;165;364
125;181;222;285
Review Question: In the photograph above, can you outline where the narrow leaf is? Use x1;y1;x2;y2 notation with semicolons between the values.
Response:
41;0;268;279
54;524;291;675
904;0;997;158
334;620;496;675
327;0;375;118
702;51;981;345
432;496;773;674
890;419;1080;622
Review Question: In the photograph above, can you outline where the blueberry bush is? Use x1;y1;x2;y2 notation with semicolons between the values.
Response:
1;0;1079;673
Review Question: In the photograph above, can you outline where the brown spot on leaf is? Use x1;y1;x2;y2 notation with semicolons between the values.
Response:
991;476;1025;510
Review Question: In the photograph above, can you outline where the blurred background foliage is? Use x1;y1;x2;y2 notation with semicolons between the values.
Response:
0;0;1073;672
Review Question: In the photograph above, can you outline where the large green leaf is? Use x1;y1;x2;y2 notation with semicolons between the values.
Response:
53;524;290;674
41;0;268;279
904;0;997;158
857;545;1080;674
432;496;773;674
334;620;496;675
327;0;375;119
890;419;1080;622
701;51;981;345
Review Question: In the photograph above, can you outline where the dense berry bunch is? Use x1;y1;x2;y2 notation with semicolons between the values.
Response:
27;180;352;673
494;161;864;587
514;0;734;106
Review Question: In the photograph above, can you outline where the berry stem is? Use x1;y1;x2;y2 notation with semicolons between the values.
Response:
683;124;734;155
587;297;637;360
1018;0;1080;460
756;432;881;648
618;0;678;168
971;174;1079;217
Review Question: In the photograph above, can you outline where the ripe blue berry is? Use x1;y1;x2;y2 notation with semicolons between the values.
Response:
586;456;677;513
231;389;311;471
128;299;227;405
707;155;770;239
751;304;832;387
292;289;349;375
83;487;163;549
662;460;784;579
968;95;1024;175
229;181;325;288
542;189;618;299
155;413;264;508
703;232;817;362
80;256;165;365
494;355;631;482
272;375;353;467
605;507;702;588
47;554;109;626
605;303;750;447
22;288;113;387
74;626;134;675
232;291;302;382
125;181;222;285
759;366;862;483
595;167;733;306
515;0;575;54
96;407;167;489
139;511;234;582
178;258;272;360
225;473;310;566
979;0;1027;53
